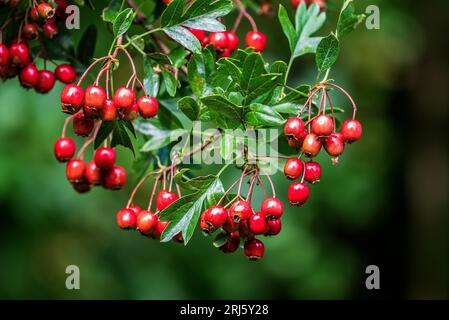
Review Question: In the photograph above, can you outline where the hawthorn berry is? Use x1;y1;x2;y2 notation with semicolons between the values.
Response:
245;31;266;52
304;161;321;184
128;205;141;215
156;190;179;211
42;19;58;39
37;2;55;20
18;63;39;88
188;28;207;44
201;206;227;233
244;239;265;260
0;44;9;66
66;158;85;183
324;132;345;157
284;117;306;148
229;200;253;223
238;219;254;239
248;212;269;235
151;220;169;239
137;96;158;118
30;7;41;23
72;112;94;137
113;86;135;110
72;179;91;194
102;99;117;121
22;23;39;40
222;211;239;233
35;70;55;93
55;64;76;84
103;165;126;190
265;218;281;236
287;182;310;206
209;32;229;50
54;137;76;162
55;0;70;19
311;114;334;136
219;232;240;253
302;133;322;158
85;85;106;110
85;160;102;185
61;84;84;114
226;31;239;51
94;147;116;170
218;48;231;58
116;208;137;230
260;197;284;219
9;42;30;67
123;103;138;121
136;210;158;235
284;158;303;180
340;119;362;143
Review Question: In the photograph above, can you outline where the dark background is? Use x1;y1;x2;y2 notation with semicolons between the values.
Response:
0;0;448;299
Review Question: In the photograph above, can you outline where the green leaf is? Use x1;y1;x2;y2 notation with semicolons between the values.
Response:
315;33;340;72
270;60;288;77
183;18;226;32
111;121;135;155
245;73;282;104
278;4;296;53
201;95;244;127
272;102;299;114
135;121;173;152
161;68;179;97
278;84;310;104
147;52;172;65
213;232;228;247
244;104;286;128
102;0;121;23
240;53;266;94
77;24;97;66
178;96;199;121
336;0;366;40
187;49;215;97
160;0;185;27
113;8;135;38
143;57;160;97
217;58;242;82
94;121;115;149
158;99;185;129
183;0;233;20
169;46;188;68
164;25;202;53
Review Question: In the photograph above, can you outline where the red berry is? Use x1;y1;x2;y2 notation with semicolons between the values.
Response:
85;85;106;110
123;103;138;121
55;0;70;19
37;2;55;20
30;7;41;23
128;205;141;215
156;190;179;211
9;42;30;67
284;158;303;180
219;232;240;253
260;197;284;219
209;32;229;50
85;160;102;185
265;218;281;236
341;119;362;143
311;114;334;136
304;161;321;184
72;178;91;194
66;158;85;183
0;44;9;66
103;165;126;190
54;137;76;162
72;112;94;137
137;210;158;235
226;31;239;51
55;64;76;84
202;206;227;233
245;31;266;52
244;239;265;260
102;99;117;121
61;84;84;114
287;182;310;206
248;212;269;235
116;208;137;230
284;117;306;147
137;96;158;118
188;28;207;43
113;87;135;110
218;48;231;58
238;219;254;239
35;70;55;93
302;133;322;158
42;19;58;39
229;200;252;223
22;23;39;40
94;147;116;170
151;219;169;239
222;210;239;233
324;132;345;156
19;63;39;88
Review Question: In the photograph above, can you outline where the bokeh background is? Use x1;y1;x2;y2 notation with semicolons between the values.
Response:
1;0;448;299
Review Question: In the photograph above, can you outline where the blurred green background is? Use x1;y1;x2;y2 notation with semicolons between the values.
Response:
1;0;448;299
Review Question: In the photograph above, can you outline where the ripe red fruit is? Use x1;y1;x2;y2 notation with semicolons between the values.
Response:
209;32;229;50
61;84;84;114
85;85;106;110
9;43;30;67
311;114;334;136
222;210;239;233
19;63;39;88
102;99;117;121
287;182;310;206
116;208;137;230
94;147;116;170
30;7;41;23
0;44;9;66
248;212;269;235
72;112;94;137
260;197;284;219
284;158;303;180
284;117;306;147
113;87;135;110
137;210;158;235
128;205;141;215
226;31;239;51
151;220;169;239
55;0;70;19
324;132;345;156
123;103;138;121
245;31;267;52
137;96;158;118
42;19;58;39
218;48;231;58
35;70;55;93
219;232;240;253
72;179;91;194
188;28;207;43
156;190;179;211
202;206;227;232
265;218;281;236
103;165;126;190
55;64;76;84
37;2;55;20
304;161;321;184
238;219;254;239
302;133;322;158
341;119;362;143
85;161;102;185
229;200;253;223
244;239;265;260
54;137;76;162
22;23;39;40
66;158;85;183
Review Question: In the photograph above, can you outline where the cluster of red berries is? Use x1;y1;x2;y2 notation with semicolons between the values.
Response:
0;1;76;93
291;0;326;10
